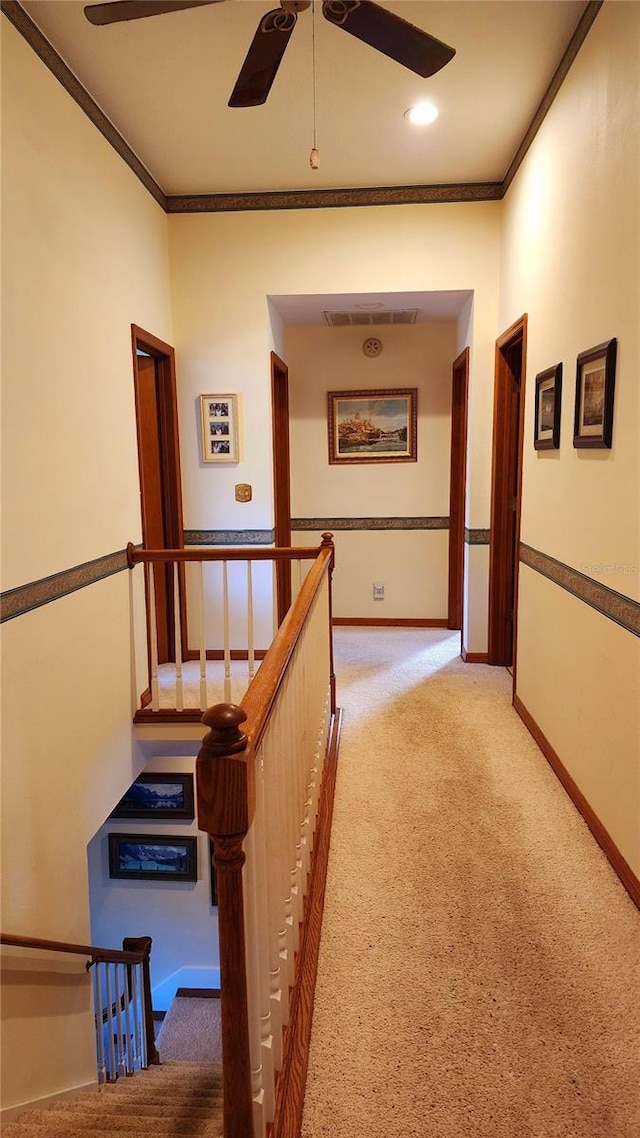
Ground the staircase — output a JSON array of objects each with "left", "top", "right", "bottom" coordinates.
[{"left": 3, "top": 1062, "right": 224, "bottom": 1137}]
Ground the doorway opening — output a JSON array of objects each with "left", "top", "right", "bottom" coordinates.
[
  {"left": 448, "top": 347, "right": 470, "bottom": 636},
  {"left": 271, "top": 351, "right": 292, "bottom": 626},
  {"left": 488, "top": 315, "right": 528, "bottom": 675},
  {"left": 131, "top": 326, "right": 185, "bottom": 665}
]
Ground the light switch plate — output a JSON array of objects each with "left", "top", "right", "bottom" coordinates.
[{"left": 235, "top": 483, "right": 252, "bottom": 502}]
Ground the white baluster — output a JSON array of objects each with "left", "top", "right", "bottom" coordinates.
[
  {"left": 198, "top": 561, "right": 208, "bottom": 710},
  {"left": 146, "top": 562, "right": 160, "bottom": 712},
  {"left": 223, "top": 561, "right": 231, "bottom": 702},
  {"left": 243, "top": 818, "right": 270, "bottom": 1135},
  {"left": 93, "top": 963, "right": 107, "bottom": 1084},
  {"left": 105, "top": 963, "right": 117, "bottom": 1080},
  {"left": 173, "top": 562, "right": 184, "bottom": 712},
  {"left": 247, "top": 560, "right": 255, "bottom": 685}
]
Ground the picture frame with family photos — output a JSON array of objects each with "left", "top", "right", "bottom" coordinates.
[{"left": 200, "top": 394, "right": 239, "bottom": 463}]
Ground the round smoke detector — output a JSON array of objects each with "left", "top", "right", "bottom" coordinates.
[{"left": 362, "top": 336, "right": 382, "bottom": 358}]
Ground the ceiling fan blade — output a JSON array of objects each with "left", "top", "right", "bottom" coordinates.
[
  {"left": 322, "top": 0, "right": 455, "bottom": 79},
  {"left": 228, "top": 8, "right": 297, "bottom": 108},
  {"left": 84, "top": 1, "right": 223, "bottom": 27}
]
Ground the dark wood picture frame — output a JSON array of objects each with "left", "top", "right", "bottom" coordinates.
[
  {"left": 573, "top": 338, "right": 617, "bottom": 449},
  {"left": 534, "top": 363, "right": 562, "bottom": 450},
  {"left": 108, "top": 834, "right": 197, "bottom": 882},
  {"left": 327, "top": 388, "right": 417, "bottom": 464},
  {"left": 110, "top": 773, "right": 195, "bottom": 820}
]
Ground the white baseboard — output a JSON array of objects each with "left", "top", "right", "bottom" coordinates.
[{"left": 1, "top": 1079, "right": 98, "bottom": 1125}]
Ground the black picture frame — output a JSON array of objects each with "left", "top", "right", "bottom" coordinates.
[
  {"left": 534, "top": 363, "right": 562, "bottom": 450},
  {"left": 110, "top": 773, "right": 195, "bottom": 820},
  {"left": 108, "top": 834, "right": 198, "bottom": 882},
  {"left": 573, "top": 338, "right": 617, "bottom": 449}
]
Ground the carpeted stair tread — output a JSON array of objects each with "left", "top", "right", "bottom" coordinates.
[
  {"left": 3, "top": 1061, "right": 223, "bottom": 1138},
  {"left": 52, "top": 1099, "right": 220, "bottom": 1119},
  {"left": 4, "top": 1125, "right": 223, "bottom": 1138}
]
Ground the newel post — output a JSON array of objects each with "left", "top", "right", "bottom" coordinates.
[
  {"left": 321, "top": 533, "right": 337, "bottom": 713},
  {"left": 196, "top": 703, "right": 255, "bottom": 1138},
  {"left": 122, "top": 935, "right": 159, "bottom": 1066}
]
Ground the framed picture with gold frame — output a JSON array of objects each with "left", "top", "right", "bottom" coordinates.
[
  {"left": 327, "top": 388, "right": 417, "bottom": 464},
  {"left": 200, "top": 394, "right": 239, "bottom": 463}
]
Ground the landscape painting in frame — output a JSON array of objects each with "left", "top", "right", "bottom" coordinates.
[
  {"left": 108, "top": 834, "right": 197, "bottom": 882},
  {"left": 573, "top": 338, "right": 617, "bottom": 449},
  {"left": 110, "top": 773, "right": 195, "bottom": 820},
  {"left": 328, "top": 388, "right": 417, "bottom": 464},
  {"left": 534, "top": 364, "right": 562, "bottom": 450}
]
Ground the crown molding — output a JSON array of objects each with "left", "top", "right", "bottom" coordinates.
[{"left": 2, "top": 0, "right": 603, "bottom": 213}]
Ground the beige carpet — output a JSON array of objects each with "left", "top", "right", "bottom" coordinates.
[
  {"left": 301, "top": 628, "right": 640, "bottom": 1138},
  {"left": 158, "top": 996, "right": 222, "bottom": 1063},
  {"left": 2, "top": 1062, "right": 223, "bottom": 1137}
]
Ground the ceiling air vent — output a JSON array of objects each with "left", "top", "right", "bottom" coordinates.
[{"left": 323, "top": 309, "right": 418, "bottom": 327}]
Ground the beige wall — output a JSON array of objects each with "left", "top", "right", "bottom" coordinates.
[
  {"left": 168, "top": 200, "right": 501, "bottom": 646},
  {"left": 501, "top": 2, "right": 640, "bottom": 876},
  {"left": 285, "top": 322, "right": 456, "bottom": 619},
  {"left": 1, "top": 23, "right": 174, "bottom": 1113}
]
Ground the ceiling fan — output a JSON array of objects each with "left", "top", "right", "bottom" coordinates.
[{"left": 83, "top": 1, "right": 456, "bottom": 108}]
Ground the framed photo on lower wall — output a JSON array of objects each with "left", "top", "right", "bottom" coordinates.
[
  {"left": 109, "top": 773, "right": 195, "bottom": 820},
  {"left": 108, "top": 834, "right": 198, "bottom": 882},
  {"left": 200, "top": 394, "right": 239, "bottom": 462}
]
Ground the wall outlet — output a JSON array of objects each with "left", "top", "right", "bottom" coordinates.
[{"left": 373, "top": 582, "right": 385, "bottom": 600}]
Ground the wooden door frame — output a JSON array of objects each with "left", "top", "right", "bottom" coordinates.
[
  {"left": 488, "top": 314, "right": 527, "bottom": 679},
  {"left": 271, "top": 351, "right": 292, "bottom": 625},
  {"left": 131, "top": 325, "right": 185, "bottom": 661},
  {"left": 447, "top": 347, "right": 470, "bottom": 633}
]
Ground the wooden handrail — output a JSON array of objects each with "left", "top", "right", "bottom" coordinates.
[
  {"left": 1, "top": 932, "right": 150, "bottom": 966},
  {"left": 2, "top": 932, "right": 159, "bottom": 1068},
  {"left": 126, "top": 542, "right": 323, "bottom": 567},
  {"left": 240, "top": 534, "right": 335, "bottom": 754},
  {"left": 196, "top": 534, "right": 335, "bottom": 1138}
]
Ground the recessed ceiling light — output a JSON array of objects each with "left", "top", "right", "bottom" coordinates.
[{"left": 405, "top": 101, "right": 439, "bottom": 126}]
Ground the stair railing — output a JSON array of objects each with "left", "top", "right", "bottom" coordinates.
[
  {"left": 196, "top": 534, "right": 339, "bottom": 1138},
  {"left": 127, "top": 541, "right": 327, "bottom": 718},
  {"left": 0, "top": 932, "right": 159, "bottom": 1082}
]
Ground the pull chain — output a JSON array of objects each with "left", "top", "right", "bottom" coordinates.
[{"left": 310, "top": 1, "right": 319, "bottom": 169}]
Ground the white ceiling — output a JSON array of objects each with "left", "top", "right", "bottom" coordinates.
[
  {"left": 19, "top": 0, "right": 588, "bottom": 196},
  {"left": 269, "top": 288, "right": 473, "bottom": 324}
]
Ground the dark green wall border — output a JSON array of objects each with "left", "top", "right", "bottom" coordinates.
[
  {"left": 3, "top": 535, "right": 637, "bottom": 636},
  {"left": 291, "top": 517, "right": 449, "bottom": 532},
  {"left": 520, "top": 544, "right": 640, "bottom": 638},
  {"left": 185, "top": 529, "right": 275, "bottom": 546},
  {"left": 1, "top": 549, "right": 131, "bottom": 624},
  {"left": 465, "top": 528, "right": 491, "bottom": 545}
]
